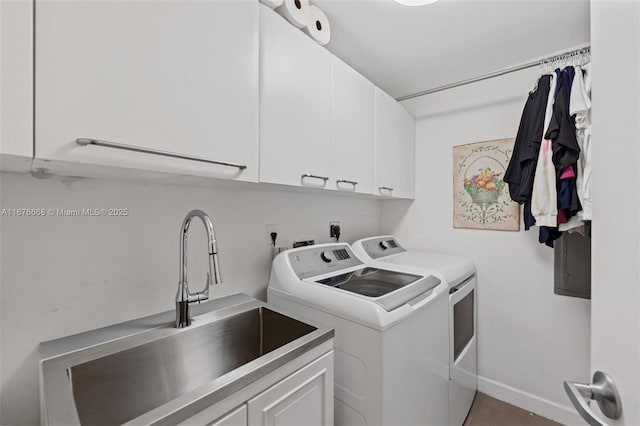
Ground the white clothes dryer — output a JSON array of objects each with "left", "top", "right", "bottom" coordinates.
[
  {"left": 268, "top": 243, "right": 450, "bottom": 426},
  {"left": 352, "top": 236, "right": 477, "bottom": 426}
]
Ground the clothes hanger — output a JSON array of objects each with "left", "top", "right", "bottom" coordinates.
[{"left": 534, "top": 57, "right": 555, "bottom": 93}]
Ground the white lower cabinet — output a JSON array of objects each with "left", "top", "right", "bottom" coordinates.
[
  {"left": 248, "top": 352, "right": 333, "bottom": 426},
  {"left": 179, "top": 349, "right": 333, "bottom": 426},
  {"left": 209, "top": 405, "right": 248, "bottom": 426}
]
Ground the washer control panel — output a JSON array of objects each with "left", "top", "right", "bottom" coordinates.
[
  {"left": 360, "top": 237, "right": 406, "bottom": 259},
  {"left": 288, "top": 245, "right": 363, "bottom": 279}
]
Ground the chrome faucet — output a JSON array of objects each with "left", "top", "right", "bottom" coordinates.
[{"left": 175, "top": 209, "right": 222, "bottom": 328}]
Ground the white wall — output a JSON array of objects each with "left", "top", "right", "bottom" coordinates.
[
  {"left": 382, "top": 68, "right": 591, "bottom": 424},
  {"left": 0, "top": 172, "right": 381, "bottom": 425}
]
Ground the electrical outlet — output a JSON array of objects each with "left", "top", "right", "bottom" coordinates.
[
  {"left": 266, "top": 224, "right": 278, "bottom": 246},
  {"left": 329, "top": 221, "right": 340, "bottom": 237},
  {"left": 329, "top": 221, "right": 341, "bottom": 241}
]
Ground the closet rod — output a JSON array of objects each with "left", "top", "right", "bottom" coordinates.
[{"left": 396, "top": 45, "right": 591, "bottom": 102}]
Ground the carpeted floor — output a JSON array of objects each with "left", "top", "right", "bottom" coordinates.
[{"left": 463, "top": 393, "right": 562, "bottom": 426}]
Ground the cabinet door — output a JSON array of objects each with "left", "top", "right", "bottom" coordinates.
[
  {"left": 35, "top": 0, "right": 258, "bottom": 182},
  {"left": 259, "top": 5, "right": 332, "bottom": 189},
  {"left": 331, "top": 57, "right": 374, "bottom": 194},
  {"left": 395, "top": 102, "right": 416, "bottom": 198},
  {"left": 177, "top": 403, "right": 247, "bottom": 426},
  {"left": 374, "top": 87, "right": 415, "bottom": 199},
  {"left": 0, "top": 0, "right": 33, "bottom": 168},
  {"left": 208, "top": 405, "right": 247, "bottom": 426},
  {"left": 248, "top": 351, "right": 333, "bottom": 426}
]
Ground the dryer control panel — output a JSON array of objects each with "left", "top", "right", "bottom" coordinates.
[
  {"left": 288, "top": 245, "right": 363, "bottom": 279},
  {"left": 360, "top": 237, "right": 407, "bottom": 259}
]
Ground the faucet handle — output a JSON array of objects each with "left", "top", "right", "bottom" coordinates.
[
  {"left": 196, "top": 273, "right": 212, "bottom": 301},
  {"left": 185, "top": 273, "right": 211, "bottom": 304}
]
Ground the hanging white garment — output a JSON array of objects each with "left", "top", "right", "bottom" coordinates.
[
  {"left": 569, "top": 63, "right": 592, "bottom": 220},
  {"left": 531, "top": 72, "right": 558, "bottom": 226}
]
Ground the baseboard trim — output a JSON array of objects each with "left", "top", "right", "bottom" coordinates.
[{"left": 477, "top": 375, "right": 584, "bottom": 425}]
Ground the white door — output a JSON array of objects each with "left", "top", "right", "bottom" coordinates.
[
  {"left": 564, "top": 2, "right": 640, "bottom": 425},
  {"left": 259, "top": 5, "right": 332, "bottom": 189},
  {"left": 373, "top": 87, "right": 415, "bottom": 199},
  {"left": 395, "top": 102, "right": 416, "bottom": 199},
  {"left": 0, "top": 0, "right": 33, "bottom": 162},
  {"left": 247, "top": 352, "right": 333, "bottom": 426},
  {"left": 330, "top": 56, "right": 374, "bottom": 194},
  {"left": 208, "top": 405, "right": 248, "bottom": 426},
  {"left": 36, "top": 0, "right": 259, "bottom": 182}
]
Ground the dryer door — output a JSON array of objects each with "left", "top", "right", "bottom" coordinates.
[
  {"left": 451, "top": 279, "right": 475, "bottom": 363},
  {"left": 449, "top": 275, "right": 477, "bottom": 426}
]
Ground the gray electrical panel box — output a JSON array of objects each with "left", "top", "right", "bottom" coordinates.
[{"left": 554, "top": 230, "right": 591, "bottom": 299}]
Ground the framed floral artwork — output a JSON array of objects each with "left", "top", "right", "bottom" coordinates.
[{"left": 452, "top": 138, "right": 520, "bottom": 231}]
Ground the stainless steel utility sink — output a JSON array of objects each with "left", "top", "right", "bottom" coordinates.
[
  {"left": 71, "top": 307, "right": 315, "bottom": 425},
  {"left": 40, "top": 294, "right": 333, "bottom": 426}
]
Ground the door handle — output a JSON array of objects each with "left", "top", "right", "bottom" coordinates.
[
  {"left": 301, "top": 173, "right": 329, "bottom": 183},
  {"left": 564, "top": 371, "right": 622, "bottom": 426},
  {"left": 336, "top": 179, "right": 358, "bottom": 188},
  {"left": 76, "top": 138, "right": 247, "bottom": 170}
]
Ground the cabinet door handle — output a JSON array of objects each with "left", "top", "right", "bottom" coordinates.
[
  {"left": 76, "top": 138, "right": 247, "bottom": 170},
  {"left": 336, "top": 179, "right": 358, "bottom": 187},
  {"left": 379, "top": 186, "right": 394, "bottom": 193},
  {"left": 301, "top": 173, "right": 329, "bottom": 182},
  {"left": 564, "top": 371, "right": 622, "bottom": 426}
]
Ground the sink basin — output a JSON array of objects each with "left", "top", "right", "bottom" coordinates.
[
  {"left": 39, "top": 294, "right": 333, "bottom": 426},
  {"left": 70, "top": 307, "right": 315, "bottom": 426}
]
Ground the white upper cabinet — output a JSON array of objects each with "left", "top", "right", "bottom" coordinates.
[
  {"left": 0, "top": 0, "right": 33, "bottom": 169},
  {"left": 395, "top": 102, "right": 416, "bottom": 199},
  {"left": 32, "top": 0, "right": 415, "bottom": 196},
  {"left": 374, "top": 87, "right": 415, "bottom": 199},
  {"left": 330, "top": 57, "right": 374, "bottom": 194},
  {"left": 259, "top": 5, "right": 332, "bottom": 189},
  {"left": 35, "top": 0, "right": 259, "bottom": 182}
]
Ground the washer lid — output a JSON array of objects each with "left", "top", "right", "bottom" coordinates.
[
  {"left": 316, "top": 267, "right": 441, "bottom": 312},
  {"left": 380, "top": 252, "right": 475, "bottom": 288},
  {"left": 353, "top": 236, "right": 476, "bottom": 288}
]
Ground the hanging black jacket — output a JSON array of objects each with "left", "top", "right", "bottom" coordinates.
[
  {"left": 547, "top": 66, "right": 582, "bottom": 218},
  {"left": 505, "top": 74, "right": 552, "bottom": 204},
  {"left": 546, "top": 66, "right": 580, "bottom": 169}
]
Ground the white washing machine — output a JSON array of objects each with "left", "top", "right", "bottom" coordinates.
[
  {"left": 352, "top": 236, "right": 477, "bottom": 426},
  {"left": 267, "top": 243, "right": 450, "bottom": 426}
]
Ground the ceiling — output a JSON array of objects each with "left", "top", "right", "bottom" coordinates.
[{"left": 312, "top": 0, "right": 591, "bottom": 100}]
